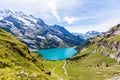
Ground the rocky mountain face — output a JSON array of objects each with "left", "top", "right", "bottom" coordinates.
[
  {"left": 0, "top": 10, "right": 83, "bottom": 49},
  {"left": 66, "top": 24, "right": 120, "bottom": 80},
  {"left": 85, "top": 31, "right": 101, "bottom": 39},
  {"left": 85, "top": 24, "right": 120, "bottom": 63},
  {"left": 72, "top": 31, "right": 101, "bottom": 40}
]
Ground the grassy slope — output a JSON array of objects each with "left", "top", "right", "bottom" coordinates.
[
  {"left": 0, "top": 29, "right": 53, "bottom": 80},
  {"left": 108, "top": 35, "right": 120, "bottom": 41},
  {"left": 66, "top": 46, "right": 120, "bottom": 80},
  {"left": 66, "top": 27, "right": 120, "bottom": 80},
  {"left": 38, "top": 28, "right": 120, "bottom": 80},
  {"left": 32, "top": 25, "right": 120, "bottom": 80},
  {"left": 1, "top": 24, "right": 120, "bottom": 80},
  {"left": 36, "top": 57, "right": 68, "bottom": 80}
]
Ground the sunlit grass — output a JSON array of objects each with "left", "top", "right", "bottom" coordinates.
[{"left": 0, "top": 29, "right": 53, "bottom": 80}]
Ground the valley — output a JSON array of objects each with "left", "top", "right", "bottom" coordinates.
[
  {"left": 36, "top": 24, "right": 120, "bottom": 80},
  {"left": 0, "top": 9, "right": 120, "bottom": 80}
]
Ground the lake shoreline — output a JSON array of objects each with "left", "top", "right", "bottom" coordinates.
[{"left": 32, "top": 48, "right": 78, "bottom": 61}]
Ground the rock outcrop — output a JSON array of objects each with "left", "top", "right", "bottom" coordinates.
[{"left": 86, "top": 24, "right": 120, "bottom": 63}]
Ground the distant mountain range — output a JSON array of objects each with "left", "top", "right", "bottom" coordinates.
[
  {"left": 0, "top": 10, "right": 84, "bottom": 49},
  {"left": 72, "top": 31, "right": 101, "bottom": 40}
]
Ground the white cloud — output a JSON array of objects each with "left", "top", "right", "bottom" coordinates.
[
  {"left": 0, "top": 0, "right": 120, "bottom": 33},
  {"left": 0, "top": 0, "right": 82, "bottom": 23},
  {"left": 46, "top": 0, "right": 81, "bottom": 22},
  {"left": 47, "top": 0, "right": 60, "bottom": 22},
  {"left": 64, "top": 16, "right": 78, "bottom": 24},
  {"left": 65, "top": 18, "right": 120, "bottom": 33}
]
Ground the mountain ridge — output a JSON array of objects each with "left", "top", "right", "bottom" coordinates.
[
  {"left": 72, "top": 30, "right": 101, "bottom": 40},
  {"left": 66, "top": 24, "right": 120, "bottom": 80},
  {"left": 0, "top": 9, "right": 84, "bottom": 49}
]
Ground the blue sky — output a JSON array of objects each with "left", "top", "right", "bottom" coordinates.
[{"left": 0, "top": 0, "right": 120, "bottom": 33}]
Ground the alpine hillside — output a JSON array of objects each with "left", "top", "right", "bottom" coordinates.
[
  {"left": 0, "top": 28, "right": 54, "bottom": 80},
  {"left": 66, "top": 24, "right": 120, "bottom": 80},
  {"left": 85, "top": 24, "right": 120, "bottom": 62}
]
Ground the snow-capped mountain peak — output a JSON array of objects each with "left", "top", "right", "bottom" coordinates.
[
  {"left": 0, "top": 9, "right": 83, "bottom": 49},
  {"left": 86, "top": 31, "right": 100, "bottom": 36},
  {"left": 0, "top": 9, "right": 37, "bottom": 26},
  {"left": 0, "top": 9, "right": 26, "bottom": 17},
  {"left": 72, "top": 31, "right": 101, "bottom": 40}
]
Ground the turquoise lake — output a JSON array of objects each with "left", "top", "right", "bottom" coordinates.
[{"left": 35, "top": 48, "right": 78, "bottom": 60}]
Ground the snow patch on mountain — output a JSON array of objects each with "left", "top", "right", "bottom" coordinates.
[
  {"left": 0, "top": 10, "right": 83, "bottom": 49},
  {"left": 37, "top": 36, "right": 45, "bottom": 40},
  {"left": 73, "top": 31, "right": 101, "bottom": 40}
]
